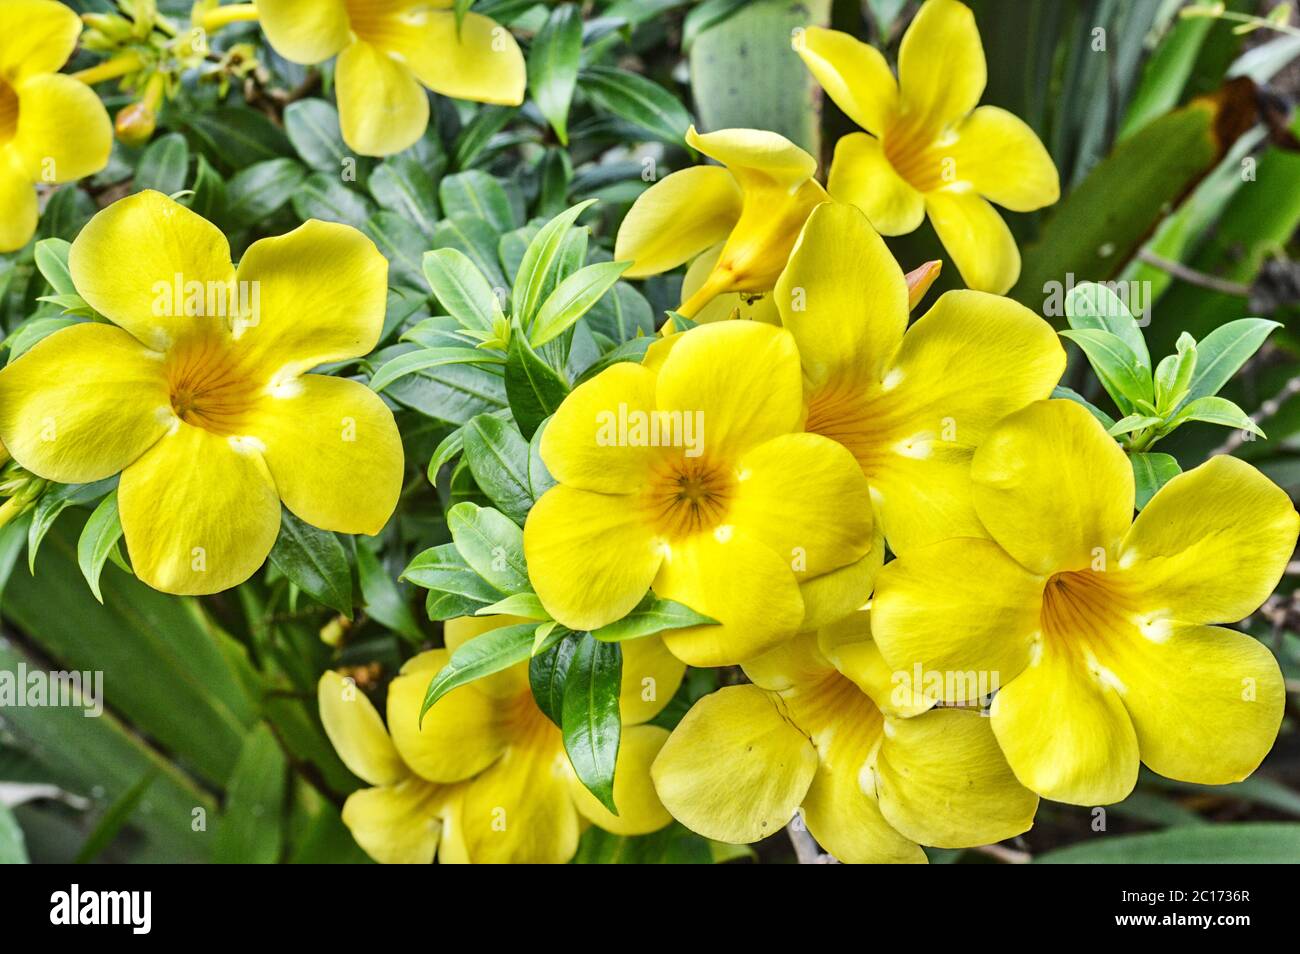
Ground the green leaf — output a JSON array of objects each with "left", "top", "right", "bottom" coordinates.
[
  {"left": 213, "top": 725, "right": 288, "bottom": 864},
  {"left": 529, "top": 3, "right": 583, "bottom": 145},
  {"left": 224, "top": 158, "right": 306, "bottom": 227},
  {"left": 1059, "top": 329, "right": 1153, "bottom": 414},
  {"left": 292, "top": 172, "right": 375, "bottom": 229},
  {"left": 476, "top": 591, "right": 549, "bottom": 620},
  {"left": 439, "top": 170, "right": 515, "bottom": 233},
  {"left": 1118, "top": 13, "right": 1215, "bottom": 140},
  {"left": 267, "top": 508, "right": 353, "bottom": 617},
  {"left": 579, "top": 65, "right": 692, "bottom": 145},
  {"left": 460, "top": 416, "right": 534, "bottom": 525},
  {"left": 423, "top": 247, "right": 499, "bottom": 331},
  {"left": 512, "top": 200, "right": 596, "bottom": 325},
  {"left": 1036, "top": 823, "right": 1300, "bottom": 864},
  {"left": 76, "top": 490, "right": 124, "bottom": 604},
  {"left": 453, "top": 104, "right": 517, "bottom": 170},
  {"left": 33, "top": 239, "right": 74, "bottom": 295},
  {"left": 592, "top": 593, "right": 718, "bottom": 643},
  {"left": 188, "top": 154, "right": 228, "bottom": 222},
  {"left": 1181, "top": 318, "right": 1279, "bottom": 405},
  {"left": 1107, "top": 414, "right": 1162, "bottom": 438},
  {"left": 562, "top": 633, "right": 622, "bottom": 814},
  {"left": 364, "top": 211, "right": 426, "bottom": 288},
  {"left": 74, "top": 770, "right": 156, "bottom": 864},
  {"left": 402, "top": 543, "right": 503, "bottom": 620},
  {"left": 1051, "top": 385, "right": 1117, "bottom": 429},
  {"left": 446, "top": 501, "right": 530, "bottom": 594},
  {"left": 420, "top": 622, "right": 539, "bottom": 719},
  {"left": 505, "top": 327, "right": 569, "bottom": 439},
  {"left": 356, "top": 541, "right": 423, "bottom": 643},
  {"left": 284, "top": 98, "right": 353, "bottom": 172},
  {"left": 0, "top": 803, "right": 27, "bottom": 864},
  {"left": 1153, "top": 333, "right": 1197, "bottom": 413},
  {"left": 135, "top": 131, "right": 190, "bottom": 195},
  {"left": 369, "top": 155, "right": 440, "bottom": 235},
  {"left": 1130, "top": 452, "right": 1181, "bottom": 510},
  {"left": 530, "top": 260, "right": 632, "bottom": 348},
  {"left": 183, "top": 105, "right": 293, "bottom": 171},
  {"left": 1064, "top": 282, "right": 1150, "bottom": 370},
  {"left": 369, "top": 346, "right": 502, "bottom": 394},
  {"left": 28, "top": 478, "right": 116, "bottom": 574},
  {"left": 1166, "top": 395, "right": 1262, "bottom": 437},
  {"left": 433, "top": 216, "right": 507, "bottom": 289},
  {"left": 529, "top": 631, "right": 579, "bottom": 726}
]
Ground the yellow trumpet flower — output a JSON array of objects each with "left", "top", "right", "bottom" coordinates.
[
  {"left": 651, "top": 612, "right": 1038, "bottom": 862},
  {"left": 319, "top": 616, "right": 685, "bottom": 864},
  {"left": 0, "top": 191, "right": 404, "bottom": 595},
  {"left": 524, "top": 320, "right": 877, "bottom": 667},
  {"left": 773, "top": 201, "right": 1064, "bottom": 558},
  {"left": 873, "top": 399, "right": 1297, "bottom": 806},
  {"left": 254, "top": 0, "right": 526, "bottom": 157},
  {"left": 797, "top": 0, "right": 1059, "bottom": 293},
  {"left": 0, "top": 0, "right": 112, "bottom": 252},
  {"left": 614, "top": 126, "right": 827, "bottom": 319}
]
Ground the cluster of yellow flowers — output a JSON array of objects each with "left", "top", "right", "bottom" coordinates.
[{"left": 0, "top": 0, "right": 1293, "bottom": 865}]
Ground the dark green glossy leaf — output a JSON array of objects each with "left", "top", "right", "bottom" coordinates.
[
  {"left": 267, "top": 508, "right": 352, "bottom": 616},
  {"left": 562, "top": 633, "right": 622, "bottom": 813}
]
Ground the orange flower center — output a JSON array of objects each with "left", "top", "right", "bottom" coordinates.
[
  {"left": 344, "top": 0, "right": 415, "bottom": 47},
  {"left": 165, "top": 338, "right": 260, "bottom": 435},
  {"left": 882, "top": 122, "right": 952, "bottom": 193},
  {"left": 0, "top": 79, "right": 18, "bottom": 146},
  {"left": 641, "top": 455, "right": 736, "bottom": 541},
  {"left": 1039, "top": 569, "right": 1136, "bottom": 660}
]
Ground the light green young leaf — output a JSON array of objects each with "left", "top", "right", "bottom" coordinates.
[
  {"left": 421, "top": 622, "right": 539, "bottom": 720},
  {"left": 446, "top": 501, "right": 530, "bottom": 594},
  {"left": 1181, "top": 318, "right": 1280, "bottom": 405},
  {"left": 77, "top": 490, "right": 125, "bottom": 604},
  {"left": 1166, "top": 395, "right": 1263, "bottom": 437},
  {"left": 369, "top": 346, "right": 503, "bottom": 394},
  {"left": 476, "top": 591, "right": 550, "bottom": 620},
  {"left": 529, "top": 260, "right": 632, "bottom": 349},
  {"left": 1108, "top": 414, "right": 1163, "bottom": 438},
  {"left": 1065, "top": 282, "right": 1151, "bottom": 370},
  {"left": 33, "top": 239, "right": 74, "bottom": 295},
  {"left": 592, "top": 593, "right": 718, "bottom": 643},
  {"left": 512, "top": 199, "right": 597, "bottom": 325},
  {"left": 1154, "top": 332, "right": 1197, "bottom": 413},
  {"left": 422, "top": 247, "right": 499, "bottom": 331},
  {"left": 1059, "top": 328, "right": 1153, "bottom": 414},
  {"left": 1130, "top": 452, "right": 1181, "bottom": 510}
]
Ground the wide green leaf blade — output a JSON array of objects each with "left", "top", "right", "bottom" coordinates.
[
  {"left": 562, "top": 633, "right": 623, "bottom": 813},
  {"left": 1036, "top": 823, "right": 1300, "bottom": 863},
  {"left": 529, "top": 3, "right": 583, "bottom": 145},
  {"left": 420, "top": 622, "right": 539, "bottom": 719},
  {"left": 268, "top": 508, "right": 353, "bottom": 617}
]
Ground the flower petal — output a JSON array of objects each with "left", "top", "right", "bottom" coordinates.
[
  {"left": 118, "top": 423, "right": 281, "bottom": 595},
  {"left": 524, "top": 485, "right": 663, "bottom": 631},
  {"left": 949, "top": 106, "right": 1058, "bottom": 211},
  {"left": 874, "top": 707, "right": 1038, "bottom": 847},
  {"left": 871, "top": 537, "right": 1041, "bottom": 697},
  {"left": 896, "top": 0, "right": 986, "bottom": 136},
  {"left": 972, "top": 399, "right": 1133, "bottom": 575},
  {"left": 731, "top": 432, "right": 874, "bottom": 579},
  {"left": 657, "top": 529, "right": 805, "bottom": 667},
  {"left": 796, "top": 27, "right": 898, "bottom": 136},
  {"left": 651, "top": 685, "right": 817, "bottom": 844},
  {"left": 335, "top": 40, "right": 429, "bottom": 157},
  {"left": 443, "top": 616, "right": 532, "bottom": 699},
  {"left": 0, "top": 148, "right": 36, "bottom": 253},
  {"left": 619, "top": 635, "right": 685, "bottom": 726},
  {"left": 460, "top": 728, "right": 580, "bottom": 864},
  {"left": 253, "top": 0, "right": 350, "bottom": 64},
  {"left": 387, "top": 650, "right": 508, "bottom": 784},
  {"left": 0, "top": 322, "right": 171, "bottom": 483},
  {"left": 317, "top": 670, "right": 407, "bottom": 786},
  {"left": 0, "top": 0, "right": 79, "bottom": 78},
  {"left": 389, "top": 11, "right": 526, "bottom": 108},
  {"left": 342, "top": 778, "right": 446, "bottom": 864},
  {"left": 991, "top": 642, "right": 1139, "bottom": 805},
  {"left": 797, "top": 537, "right": 884, "bottom": 632},
  {"left": 233, "top": 219, "right": 389, "bottom": 379},
  {"left": 570, "top": 724, "right": 672, "bottom": 836},
  {"left": 775, "top": 201, "right": 909, "bottom": 389},
  {"left": 245, "top": 374, "right": 403, "bottom": 536},
  {"left": 68, "top": 191, "right": 236, "bottom": 352},
  {"left": 924, "top": 189, "right": 1020, "bottom": 293},
  {"left": 1120, "top": 455, "right": 1299, "bottom": 624},
  {"left": 827, "top": 132, "right": 925, "bottom": 236},
  {"left": 614, "top": 166, "right": 743, "bottom": 278},
  {"left": 864, "top": 289, "right": 1065, "bottom": 553},
  {"left": 655, "top": 321, "right": 803, "bottom": 459},
  {"left": 13, "top": 74, "right": 111, "bottom": 183},
  {"left": 816, "top": 610, "right": 932, "bottom": 717},
  {"left": 805, "top": 761, "right": 925, "bottom": 864},
  {"left": 686, "top": 125, "right": 818, "bottom": 192},
  {"left": 539, "top": 361, "right": 661, "bottom": 494},
  {"left": 1104, "top": 623, "right": 1284, "bottom": 786}
]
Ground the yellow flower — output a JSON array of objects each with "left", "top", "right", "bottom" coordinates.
[
  {"left": 523, "top": 320, "right": 876, "bottom": 667},
  {"left": 0, "top": 191, "right": 404, "bottom": 595},
  {"left": 651, "top": 611, "right": 1038, "bottom": 862},
  {"left": 614, "top": 127, "right": 827, "bottom": 319},
  {"left": 254, "top": 0, "right": 526, "bottom": 157},
  {"left": 771, "top": 201, "right": 1063, "bottom": 558},
  {"left": 319, "top": 616, "right": 685, "bottom": 864},
  {"left": 872, "top": 399, "right": 1297, "bottom": 806},
  {"left": 796, "top": 0, "right": 1059, "bottom": 293},
  {"left": 0, "top": 0, "right": 112, "bottom": 252}
]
